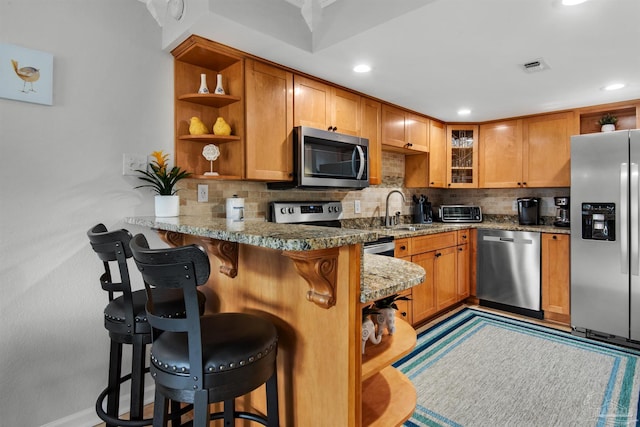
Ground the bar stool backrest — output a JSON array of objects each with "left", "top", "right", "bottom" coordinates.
[
  {"left": 87, "top": 223, "right": 138, "bottom": 334},
  {"left": 129, "top": 233, "right": 211, "bottom": 389}
]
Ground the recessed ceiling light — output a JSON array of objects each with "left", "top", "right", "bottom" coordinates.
[
  {"left": 457, "top": 109, "right": 471, "bottom": 116},
  {"left": 603, "top": 83, "right": 625, "bottom": 91},
  {"left": 562, "top": 0, "right": 588, "bottom": 5},
  {"left": 353, "top": 64, "right": 371, "bottom": 73}
]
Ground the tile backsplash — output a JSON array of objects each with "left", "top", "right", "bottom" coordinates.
[{"left": 179, "top": 151, "right": 569, "bottom": 221}]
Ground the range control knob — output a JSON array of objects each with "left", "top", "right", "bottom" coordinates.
[
  {"left": 280, "top": 207, "right": 287, "bottom": 215},
  {"left": 288, "top": 207, "right": 295, "bottom": 214}
]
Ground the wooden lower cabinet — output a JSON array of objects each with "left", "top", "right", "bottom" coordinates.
[
  {"left": 402, "top": 231, "right": 470, "bottom": 326},
  {"left": 457, "top": 240, "right": 470, "bottom": 300},
  {"left": 411, "top": 250, "right": 438, "bottom": 323},
  {"left": 542, "top": 233, "right": 571, "bottom": 324}
]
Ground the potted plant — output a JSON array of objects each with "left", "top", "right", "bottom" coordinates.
[
  {"left": 361, "top": 305, "right": 381, "bottom": 354},
  {"left": 135, "top": 150, "right": 191, "bottom": 217},
  {"left": 372, "top": 293, "right": 411, "bottom": 338},
  {"left": 598, "top": 113, "right": 618, "bottom": 132}
]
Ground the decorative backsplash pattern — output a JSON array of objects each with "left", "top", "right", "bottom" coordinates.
[{"left": 178, "top": 151, "right": 569, "bottom": 223}]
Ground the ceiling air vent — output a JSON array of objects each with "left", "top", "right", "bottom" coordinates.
[{"left": 520, "top": 58, "right": 551, "bottom": 73}]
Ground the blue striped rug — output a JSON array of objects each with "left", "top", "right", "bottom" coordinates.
[{"left": 393, "top": 308, "right": 640, "bottom": 427}]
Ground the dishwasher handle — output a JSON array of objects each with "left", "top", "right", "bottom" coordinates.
[{"left": 482, "top": 235, "right": 533, "bottom": 245}]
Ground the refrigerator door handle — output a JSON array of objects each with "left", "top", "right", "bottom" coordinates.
[
  {"left": 622, "top": 163, "right": 629, "bottom": 274},
  {"left": 631, "top": 162, "right": 639, "bottom": 276}
]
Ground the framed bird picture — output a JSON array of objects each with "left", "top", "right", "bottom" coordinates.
[{"left": 0, "top": 43, "right": 53, "bottom": 106}]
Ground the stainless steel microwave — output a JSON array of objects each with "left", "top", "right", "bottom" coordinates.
[{"left": 268, "top": 126, "right": 369, "bottom": 190}]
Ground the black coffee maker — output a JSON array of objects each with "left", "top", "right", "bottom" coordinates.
[
  {"left": 517, "top": 197, "right": 540, "bottom": 225},
  {"left": 412, "top": 195, "right": 433, "bottom": 224}
]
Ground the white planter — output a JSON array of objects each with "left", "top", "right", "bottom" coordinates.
[
  {"left": 601, "top": 124, "right": 616, "bottom": 132},
  {"left": 155, "top": 195, "right": 180, "bottom": 217}
]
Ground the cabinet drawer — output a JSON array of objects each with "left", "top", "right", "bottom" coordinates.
[
  {"left": 395, "top": 238, "right": 410, "bottom": 258},
  {"left": 411, "top": 232, "right": 457, "bottom": 255},
  {"left": 457, "top": 229, "right": 470, "bottom": 245}
]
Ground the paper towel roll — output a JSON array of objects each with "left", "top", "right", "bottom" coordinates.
[{"left": 226, "top": 196, "right": 244, "bottom": 221}]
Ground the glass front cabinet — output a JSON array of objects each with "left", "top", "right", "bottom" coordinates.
[{"left": 446, "top": 125, "right": 478, "bottom": 188}]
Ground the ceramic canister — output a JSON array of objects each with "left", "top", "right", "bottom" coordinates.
[{"left": 226, "top": 195, "right": 244, "bottom": 221}]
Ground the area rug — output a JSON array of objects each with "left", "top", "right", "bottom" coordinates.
[{"left": 393, "top": 308, "right": 640, "bottom": 427}]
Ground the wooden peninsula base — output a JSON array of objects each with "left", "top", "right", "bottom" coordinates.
[{"left": 158, "top": 232, "right": 417, "bottom": 427}]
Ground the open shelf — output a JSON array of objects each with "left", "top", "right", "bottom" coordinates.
[
  {"left": 362, "top": 366, "right": 417, "bottom": 427},
  {"left": 189, "top": 174, "right": 242, "bottom": 180},
  {"left": 362, "top": 318, "right": 416, "bottom": 381},
  {"left": 178, "top": 134, "right": 241, "bottom": 143},
  {"left": 178, "top": 93, "right": 241, "bottom": 108}
]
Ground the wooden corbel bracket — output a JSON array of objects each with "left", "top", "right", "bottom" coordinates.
[
  {"left": 283, "top": 248, "right": 339, "bottom": 309},
  {"left": 156, "top": 231, "right": 238, "bottom": 278}
]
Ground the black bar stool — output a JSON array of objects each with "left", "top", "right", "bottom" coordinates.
[
  {"left": 129, "top": 233, "right": 280, "bottom": 427},
  {"left": 88, "top": 224, "right": 205, "bottom": 426}
]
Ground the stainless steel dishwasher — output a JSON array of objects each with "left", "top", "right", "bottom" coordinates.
[{"left": 477, "top": 229, "right": 542, "bottom": 318}]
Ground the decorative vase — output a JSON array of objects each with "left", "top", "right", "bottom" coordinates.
[
  {"left": 214, "top": 74, "right": 225, "bottom": 95},
  {"left": 155, "top": 195, "right": 180, "bottom": 217},
  {"left": 197, "top": 74, "right": 209, "bottom": 94},
  {"left": 601, "top": 124, "right": 616, "bottom": 132}
]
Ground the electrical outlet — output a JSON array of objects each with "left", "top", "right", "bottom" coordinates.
[
  {"left": 197, "top": 184, "right": 208, "bottom": 203},
  {"left": 512, "top": 200, "right": 518, "bottom": 212},
  {"left": 122, "top": 153, "right": 148, "bottom": 176},
  {"left": 354, "top": 200, "right": 361, "bottom": 214}
]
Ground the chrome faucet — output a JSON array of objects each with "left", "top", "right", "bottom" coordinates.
[{"left": 385, "top": 190, "right": 406, "bottom": 227}]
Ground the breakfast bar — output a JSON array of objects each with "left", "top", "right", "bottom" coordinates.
[{"left": 125, "top": 216, "right": 425, "bottom": 427}]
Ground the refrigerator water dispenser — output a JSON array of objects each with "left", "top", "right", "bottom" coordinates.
[{"left": 581, "top": 203, "right": 615, "bottom": 241}]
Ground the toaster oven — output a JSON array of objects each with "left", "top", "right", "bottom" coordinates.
[{"left": 438, "top": 205, "right": 483, "bottom": 223}]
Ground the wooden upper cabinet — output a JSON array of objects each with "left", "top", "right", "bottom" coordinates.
[
  {"left": 245, "top": 59, "right": 293, "bottom": 181},
  {"left": 479, "top": 119, "right": 523, "bottom": 188},
  {"left": 293, "top": 75, "right": 360, "bottom": 135},
  {"left": 361, "top": 97, "right": 382, "bottom": 185},
  {"left": 523, "top": 112, "right": 573, "bottom": 187},
  {"left": 479, "top": 113, "right": 573, "bottom": 188},
  {"left": 446, "top": 125, "right": 478, "bottom": 188},
  {"left": 429, "top": 121, "right": 447, "bottom": 188},
  {"left": 406, "top": 113, "right": 429, "bottom": 152},
  {"left": 382, "top": 105, "right": 429, "bottom": 153}
]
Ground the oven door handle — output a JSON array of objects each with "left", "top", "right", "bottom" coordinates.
[{"left": 354, "top": 145, "right": 365, "bottom": 180}]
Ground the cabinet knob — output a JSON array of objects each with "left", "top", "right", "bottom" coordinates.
[
  {"left": 552, "top": 235, "right": 557, "bottom": 240},
  {"left": 523, "top": 182, "right": 527, "bottom": 186},
  {"left": 435, "top": 252, "right": 441, "bottom": 257},
  {"left": 430, "top": 182, "right": 434, "bottom": 185},
  {"left": 400, "top": 245, "right": 407, "bottom": 250},
  {"left": 327, "top": 126, "right": 337, "bottom": 132},
  {"left": 404, "top": 142, "right": 413, "bottom": 148},
  {"left": 401, "top": 311, "right": 407, "bottom": 317},
  {"left": 517, "top": 182, "right": 521, "bottom": 186}
]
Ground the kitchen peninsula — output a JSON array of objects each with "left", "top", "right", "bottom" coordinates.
[{"left": 125, "top": 215, "right": 425, "bottom": 427}]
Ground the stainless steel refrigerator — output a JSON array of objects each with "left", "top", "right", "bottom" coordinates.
[{"left": 571, "top": 129, "right": 640, "bottom": 348}]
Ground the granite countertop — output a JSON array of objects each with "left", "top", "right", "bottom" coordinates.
[
  {"left": 125, "top": 215, "right": 567, "bottom": 305},
  {"left": 124, "top": 216, "right": 378, "bottom": 251},
  {"left": 372, "top": 221, "right": 571, "bottom": 239},
  {"left": 361, "top": 253, "right": 425, "bottom": 303}
]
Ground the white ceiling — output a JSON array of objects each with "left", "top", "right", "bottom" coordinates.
[{"left": 177, "top": 0, "right": 640, "bottom": 122}]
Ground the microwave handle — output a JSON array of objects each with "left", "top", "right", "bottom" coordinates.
[{"left": 354, "top": 145, "right": 365, "bottom": 179}]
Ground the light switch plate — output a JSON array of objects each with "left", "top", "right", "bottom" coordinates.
[
  {"left": 198, "top": 184, "right": 208, "bottom": 203},
  {"left": 354, "top": 200, "right": 361, "bottom": 214},
  {"left": 123, "top": 153, "right": 147, "bottom": 176}
]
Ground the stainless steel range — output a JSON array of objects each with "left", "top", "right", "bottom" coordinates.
[{"left": 268, "top": 201, "right": 394, "bottom": 256}]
